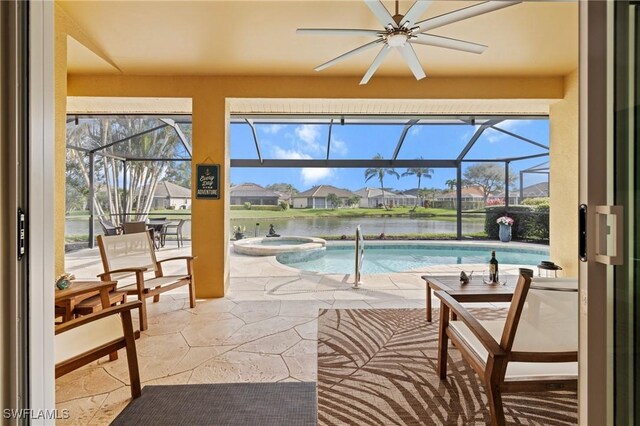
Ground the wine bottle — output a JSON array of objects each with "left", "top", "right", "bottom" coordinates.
[{"left": 489, "top": 251, "right": 499, "bottom": 283}]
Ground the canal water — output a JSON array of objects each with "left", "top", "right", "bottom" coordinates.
[
  {"left": 232, "top": 216, "right": 484, "bottom": 237},
  {"left": 66, "top": 215, "right": 484, "bottom": 240}
]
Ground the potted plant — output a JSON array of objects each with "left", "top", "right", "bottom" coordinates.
[
  {"left": 496, "top": 215, "right": 514, "bottom": 242},
  {"left": 233, "top": 225, "right": 246, "bottom": 240}
]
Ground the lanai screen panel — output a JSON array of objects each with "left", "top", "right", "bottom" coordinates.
[
  {"left": 229, "top": 115, "right": 550, "bottom": 165},
  {"left": 66, "top": 115, "right": 192, "bottom": 161},
  {"left": 399, "top": 123, "right": 475, "bottom": 160}
]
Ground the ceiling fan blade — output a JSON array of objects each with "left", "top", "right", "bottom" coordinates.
[
  {"left": 401, "top": 0, "right": 432, "bottom": 28},
  {"left": 297, "top": 28, "right": 382, "bottom": 37},
  {"left": 398, "top": 44, "right": 426, "bottom": 80},
  {"left": 414, "top": 1, "right": 521, "bottom": 33},
  {"left": 410, "top": 33, "right": 487, "bottom": 54},
  {"left": 360, "top": 46, "right": 391, "bottom": 85},
  {"left": 364, "top": 0, "right": 397, "bottom": 28},
  {"left": 315, "top": 39, "right": 383, "bottom": 72}
]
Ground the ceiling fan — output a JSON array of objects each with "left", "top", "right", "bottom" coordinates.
[{"left": 297, "top": 0, "right": 522, "bottom": 85}]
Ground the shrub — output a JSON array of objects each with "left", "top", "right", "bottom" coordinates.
[
  {"left": 243, "top": 202, "right": 251, "bottom": 210},
  {"left": 485, "top": 205, "right": 549, "bottom": 241},
  {"left": 279, "top": 200, "right": 289, "bottom": 211},
  {"left": 524, "top": 204, "right": 550, "bottom": 240},
  {"left": 521, "top": 197, "right": 550, "bottom": 207}
]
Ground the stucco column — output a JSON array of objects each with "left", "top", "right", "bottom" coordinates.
[
  {"left": 191, "top": 95, "right": 229, "bottom": 297},
  {"left": 549, "top": 69, "right": 579, "bottom": 276},
  {"left": 54, "top": 8, "right": 67, "bottom": 275}
]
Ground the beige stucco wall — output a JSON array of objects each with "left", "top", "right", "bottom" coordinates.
[
  {"left": 54, "top": 5, "right": 68, "bottom": 275},
  {"left": 55, "top": 4, "right": 122, "bottom": 275},
  {"left": 549, "top": 69, "right": 579, "bottom": 276}
]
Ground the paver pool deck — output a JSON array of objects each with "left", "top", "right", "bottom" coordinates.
[{"left": 57, "top": 240, "right": 542, "bottom": 425}]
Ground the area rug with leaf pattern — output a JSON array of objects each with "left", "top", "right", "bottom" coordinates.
[{"left": 317, "top": 308, "right": 577, "bottom": 425}]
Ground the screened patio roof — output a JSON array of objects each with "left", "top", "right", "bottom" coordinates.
[
  {"left": 66, "top": 114, "right": 549, "bottom": 167},
  {"left": 230, "top": 114, "right": 549, "bottom": 168}
]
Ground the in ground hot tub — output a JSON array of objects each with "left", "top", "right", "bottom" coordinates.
[{"left": 233, "top": 236, "right": 326, "bottom": 257}]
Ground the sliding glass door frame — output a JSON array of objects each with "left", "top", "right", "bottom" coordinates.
[{"left": 578, "top": 1, "right": 610, "bottom": 424}]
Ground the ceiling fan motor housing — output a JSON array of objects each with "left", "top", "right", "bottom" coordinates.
[{"left": 385, "top": 29, "right": 411, "bottom": 47}]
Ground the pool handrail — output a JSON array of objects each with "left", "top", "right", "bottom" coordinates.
[{"left": 353, "top": 225, "right": 364, "bottom": 288}]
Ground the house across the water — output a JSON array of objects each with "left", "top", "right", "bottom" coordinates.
[
  {"left": 292, "top": 185, "right": 356, "bottom": 209},
  {"left": 230, "top": 183, "right": 281, "bottom": 206}
]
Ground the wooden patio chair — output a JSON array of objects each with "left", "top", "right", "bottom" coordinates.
[
  {"left": 55, "top": 299, "right": 143, "bottom": 399},
  {"left": 123, "top": 221, "right": 147, "bottom": 234},
  {"left": 97, "top": 231, "right": 196, "bottom": 331},
  {"left": 99, "top": 219, "right": 122, "bottom": 236},
  {"left": 435, "top": 275, "right": 578, "bottom": 426}
]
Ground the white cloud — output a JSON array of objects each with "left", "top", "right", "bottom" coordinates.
[
  {"left": 261, "top": 124, "right": 284, "bottom": 134},
  {"left": 409, "top": 126, "right": 422, "bottom": 136},
  {"left": 486, "top": 129, "right": 504, "bottom": 143},
  {"left": 330, "top": 137, "right": 348, "bottom": 156},
  {"left": 301, "top": 168, "right": 333, "bottom": 185},
  {"left": 294, "top": 125, "right": 322, "bottom": 153},
  {"left": 460, "top": 125, "right": 480, "bottom": 143},
  {"left": 295, "top": 125, "right": 320, "bottom": 143},
  {"left": 271, "top": 145, "right": 333, "bottom": 186},
  {"left": 272, "top": 146, "right": 311, "bottom": 160},
  {"left": 487, "top": 120, "right": 533, "bottom": 143},
  {"left": 501, "top": 120, "right": 532, "bottom": 131}
]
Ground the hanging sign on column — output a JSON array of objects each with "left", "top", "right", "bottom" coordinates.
[{"left": 195, "top": 163, "right": 220, "bottom": 200}]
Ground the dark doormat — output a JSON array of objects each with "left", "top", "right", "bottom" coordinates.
[{"left": 111, "top": 382, "right": 317, "bottom": 426}]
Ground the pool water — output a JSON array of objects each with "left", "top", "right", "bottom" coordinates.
[{"left": 278, "top": 244, "right": 548, "bottom": 274}]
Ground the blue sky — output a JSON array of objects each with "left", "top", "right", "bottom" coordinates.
[{"left": 230, "top": 119, "right": 549, "bottom": 192}]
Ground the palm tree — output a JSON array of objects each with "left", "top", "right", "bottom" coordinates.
[
  {"left": 445, "top": 179, "right": 457, "bottom": 191},
  {"left": 402, "top": 160, "right": 433, "bottom": 211},
  {"left": 364, "top": 154, "right": 400, "bottom": 210}
]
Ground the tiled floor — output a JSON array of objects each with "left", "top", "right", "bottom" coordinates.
[{"left": 57, "top": 242, "right": 530, "bottom": 425}]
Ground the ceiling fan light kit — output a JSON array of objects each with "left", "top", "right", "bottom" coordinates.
[{"left": 297, "top": 0, "right": 522, "bottom": 85}]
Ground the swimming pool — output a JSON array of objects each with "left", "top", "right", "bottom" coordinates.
[{"left": 277, "top": 243, "right": 549, "bottom": 274}]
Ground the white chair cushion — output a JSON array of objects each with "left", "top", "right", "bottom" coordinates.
[
  {"left": 449, "top": 320, "right": 578, "bottom": 380},
  {"left": 55, "top": 315, "right": 123, "bottom": 364}
]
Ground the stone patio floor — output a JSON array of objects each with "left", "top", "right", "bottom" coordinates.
[{"left": 57, "top": 241, "right": 536, "bottom": 425}]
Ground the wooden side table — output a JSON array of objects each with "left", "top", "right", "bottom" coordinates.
[{"left": 54, "top": 280, "right": 118, "bottom": 323}]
